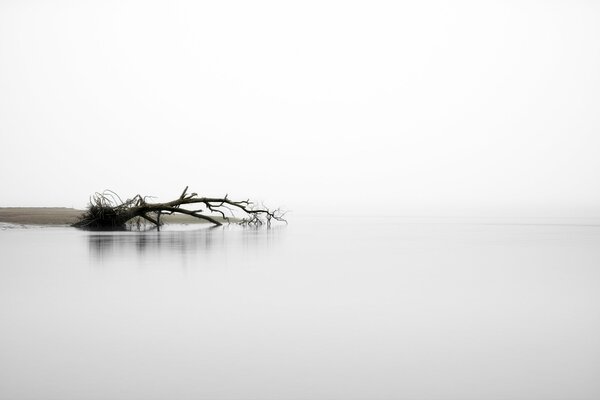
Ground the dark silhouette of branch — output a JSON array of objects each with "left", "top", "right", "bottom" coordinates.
[{"left": 73, "top": 186, "right": 286, "bottom": 230}]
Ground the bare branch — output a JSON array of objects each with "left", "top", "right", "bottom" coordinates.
[{"left": 73, "top": 187, "right": 286, "bottom": 230}]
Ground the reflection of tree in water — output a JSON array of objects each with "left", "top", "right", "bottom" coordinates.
[{"left": 88, "top": 225, "right": 284, "bottom": 261}]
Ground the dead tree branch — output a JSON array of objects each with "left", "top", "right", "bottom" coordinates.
[{"left": 72, "top": 186, "right": 286, "bottom": 230}]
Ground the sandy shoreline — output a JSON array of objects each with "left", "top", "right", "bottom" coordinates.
[
  {"left": 0, "top": 208, "right": 83, "bottom": 225},
  {"left": 0, "top": 207, "right": 220, "bottom": 226}
]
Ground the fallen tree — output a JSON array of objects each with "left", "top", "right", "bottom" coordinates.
[{"left": 72, "top": 186, "right": 286, "bottom": 230}]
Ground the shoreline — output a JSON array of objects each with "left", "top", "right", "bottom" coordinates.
[
  {"left": 0, "top": 207, "right": 83, "bottom": 225},
  {"left": 0, "top": 207, "right": 223, "bottom": 226}
]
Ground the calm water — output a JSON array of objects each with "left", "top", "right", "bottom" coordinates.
[{"left": 1, "top": 217, "right": 600, "bottom": 400}]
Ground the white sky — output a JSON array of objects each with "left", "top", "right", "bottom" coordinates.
[{"left": 1, "top": 0, "right": 599, "bottom": 216}]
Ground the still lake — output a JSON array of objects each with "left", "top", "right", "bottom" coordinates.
[{"left": 1, "top": 217, "right": 600, "bottom": 399}]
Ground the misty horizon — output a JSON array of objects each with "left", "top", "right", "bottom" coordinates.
[{"left": 1, "top": 0, "right": 599, "bottom": 216}]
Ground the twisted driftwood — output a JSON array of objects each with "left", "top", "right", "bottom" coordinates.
[{"left": 72, "top": 186, "right": 286, "bottom": 230}]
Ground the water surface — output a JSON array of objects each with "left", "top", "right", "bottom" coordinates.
[{"left": 1, "top": 217, "right": 599, "bottom": 399}]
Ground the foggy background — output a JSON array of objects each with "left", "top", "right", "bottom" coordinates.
[{"left": 1, "top": 0, "right": 599, "bottom": 216}]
